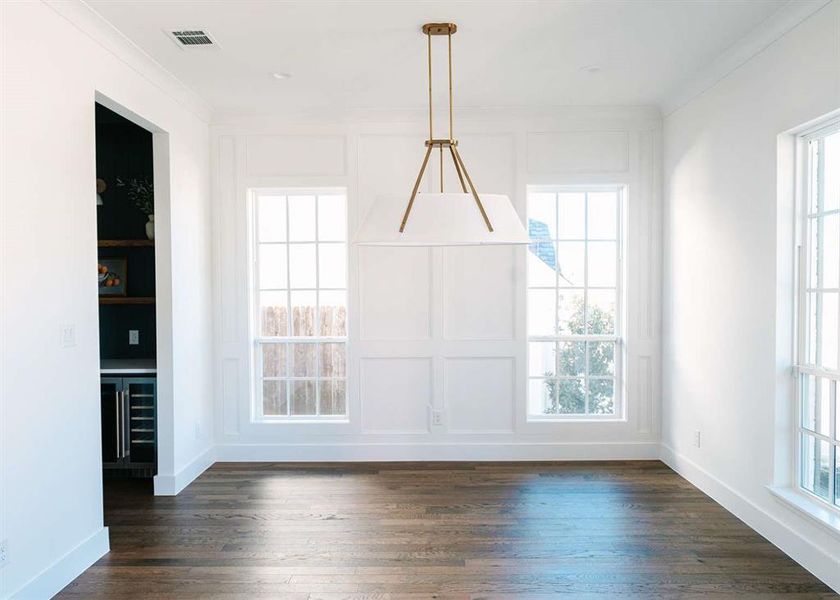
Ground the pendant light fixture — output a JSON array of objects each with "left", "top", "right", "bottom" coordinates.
[{"left": 354, "top": 23, "right": 530, "bottom": 246}]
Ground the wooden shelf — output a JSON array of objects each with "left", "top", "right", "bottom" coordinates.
[
  {"left": 99, "top": 296, "right": 155, "bottom": 305},
  {"left": 98, "top": 239, "right": 154, "bottom": 247}
]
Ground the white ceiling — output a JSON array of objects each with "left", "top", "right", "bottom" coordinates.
[{"left": 86, "top": 0, "right": 788, "bottom": 116}]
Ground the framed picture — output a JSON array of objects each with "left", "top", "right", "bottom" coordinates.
[{"left": 98, "top": 258, "right": 127, "bottom": 296}]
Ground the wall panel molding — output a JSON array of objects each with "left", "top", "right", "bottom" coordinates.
[
  {"left": 218, "top": 135, "right": 239, "bottom": 345},
  {"left": 636, "top": 355, "right": 654, "bottom": 435},
  {"left": 212, "top": 112, "right": 662, "bottom": 450},
  {"left": 360, "top": 357, "right": 433, "bottom": 434},
  {"left": 526, "top": 131, "right": 630, "bottom": 174},
  {"left": 358, "top": 246, "right": 433, "bottom": 341},
  {"left": 245, "top": 134, "right": 346, "bottom": 177},
  {"left": 221, "top": 358, "right": 240, "bottom": 435},
  {"left": 444, "top": 357, "right": 516, "bottom": 434},
  {"left": 442, "top": 245, "right": 517, "bottom": 341}
]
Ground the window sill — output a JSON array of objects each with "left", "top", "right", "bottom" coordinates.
[
  {"left": 767, "top": 485, "right": 840, "bottom": 539},
  {"left": 252, "top": 418, "right": 351, "bottom": 425},
  {"left": 526, "top": 416, "right": 627, "bottom": 424}
]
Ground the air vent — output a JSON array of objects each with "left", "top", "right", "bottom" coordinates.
[{"left": 166, "top": 29, "right": 218, "bottom": 49}]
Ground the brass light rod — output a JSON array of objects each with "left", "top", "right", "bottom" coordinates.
[{"left": 398, "top": 22, "right": 494, "bottom": 234}]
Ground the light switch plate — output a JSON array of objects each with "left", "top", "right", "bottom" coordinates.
[{"left": 59, "top": 323, "right": 75, "bottom": 348}]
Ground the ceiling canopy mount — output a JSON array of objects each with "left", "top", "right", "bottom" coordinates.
[{"left": 421, "top": 22, "right": 457, "bottom": 36}]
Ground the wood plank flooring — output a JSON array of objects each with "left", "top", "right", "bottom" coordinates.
[{"left": 57, "top": 461, "right": 835, "bottom": 599}]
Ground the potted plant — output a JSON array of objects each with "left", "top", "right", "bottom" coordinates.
[{"left": 116, "top": 177, "right": 155, "bottom": 240}]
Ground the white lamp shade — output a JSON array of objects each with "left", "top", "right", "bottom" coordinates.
[{"left": 354, "top": 193, "right": 530, "bottom": 246}]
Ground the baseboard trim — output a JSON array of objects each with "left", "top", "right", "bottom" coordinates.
[
  {"left": 215, "top": 441, "right": 660, "bottom": 462},
  {"left": 10, "top": 526, "right": 109, "bottom": 600},
  {"left": 153, "top": 445, "right": 215, "bottom": 496},
  {"left": 660, "top": 443, "right": 840, "bottom": 593}
]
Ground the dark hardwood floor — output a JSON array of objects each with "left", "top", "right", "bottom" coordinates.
[{"left": 58, "top": 462, "right": 835, "bottom": 599}]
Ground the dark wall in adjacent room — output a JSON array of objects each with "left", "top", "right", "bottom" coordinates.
[
  {"left": 96, "top": 104, "right": 153, "bottom": 239},
  {"left": 96, "top": 103, "right": 156, "bottom": 360}
]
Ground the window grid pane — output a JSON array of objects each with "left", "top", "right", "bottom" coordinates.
[
  {"left": 527, "top": 188, "right": 621, "bottom": 418},
  {"left": 254, "top": 191, "right": 348, "bottom": 420},
  {"left": 797, "top": 129, "right": 840, "bottom": 511}
]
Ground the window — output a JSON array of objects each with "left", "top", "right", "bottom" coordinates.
[
  {"left": 796, "top": 126, "right": 840, "bottom": 507},
  {"left": 526, "top": 186, "right": 623, "bottom": 419},
  {"left": 251, "top": 189, "right": 348, "bottom": 420}
]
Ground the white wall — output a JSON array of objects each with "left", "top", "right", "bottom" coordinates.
[
  {"left": 662, "top": 0, "right": 840, "bottom": 590},
  {"left": 212, "top": 107, "right": 662, "bottom": 460},
  {"left": 0, "top": 1, "right": 214, "bottom": 597},
  {"left": 4, "top": 0, "right": 835, "bottom": 595}
]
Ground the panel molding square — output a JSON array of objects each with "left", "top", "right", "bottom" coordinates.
[
  {"left": 526, "top": 131, "right": 629, "bottom": 174},
  {"left": 361, "top": 357, "right": 432, "bottom": 433},
  {"left": 444, "top": 357, "right": 515, "bottom": 433},
  {"left": 443, "top": 245, "right": 516, "bottom": 340},
  {"left": 357, "top": 135, "right": 425, "bottom": 221},
  {"left": 245, "top": 135, "right": 346, "bottom": 177},
  {"left": 359, "top": 246, "right": 432, "bottom": 340}
]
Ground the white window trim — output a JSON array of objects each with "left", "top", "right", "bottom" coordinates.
[
  {"left": 791, "top": 119, "right": 840, "bottom": 516},
  {"left": 525, "top": 184, "right": 626, "bottom": 422},
  {"left": 248, "top": 187, "right": 349, "bottom": 423}
]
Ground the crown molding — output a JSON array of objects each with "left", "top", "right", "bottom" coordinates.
[
  {"left": 660, "top": 0, "right": 833, "bottom": 117},
  {"left": 44, "top": 0, "right": 213, "bottom": 123}
]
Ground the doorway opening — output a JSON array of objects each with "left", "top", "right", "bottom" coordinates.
[{"left": 94, "top": 97, "right": 172, "bottom": 499}]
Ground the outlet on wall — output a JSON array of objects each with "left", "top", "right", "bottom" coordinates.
[
  {"left": 0, "top": 538, "right": 8, "bottom": 568},
  {"left": 129, "top": 330, "right": 139, "bottom": 345},
  {"left": 693, "top": 430, "right": 701, "bottom": 448},
  {"left": 432, "top": 410, "right": 444, "bottom": 426}
]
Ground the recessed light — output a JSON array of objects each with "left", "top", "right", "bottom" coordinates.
[{"left": 272, "top": 72, "right": 291, "bottom": 80}]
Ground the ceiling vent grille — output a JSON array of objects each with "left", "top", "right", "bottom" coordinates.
[{"left": 167, "top": 29, "right": 217, "bottom": 49}]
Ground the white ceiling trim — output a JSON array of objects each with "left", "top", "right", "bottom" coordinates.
[
  {"left": 45, "top": 0, "right": 213, "bottom": 122},
  {"left": 660, "top": 0, "right": 832, "bottom": 117}
]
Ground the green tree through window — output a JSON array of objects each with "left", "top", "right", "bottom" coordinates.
[{"left": 543, "top": 296, "right": 615, "bottom": 414}]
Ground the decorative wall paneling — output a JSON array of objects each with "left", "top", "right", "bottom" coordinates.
[{"left": 211, "top": 110, "right": 662, "bottom": 458}]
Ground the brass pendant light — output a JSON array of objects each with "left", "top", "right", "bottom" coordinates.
[{"left": 354, "top": 22, "right": 530, "bottom": 246}]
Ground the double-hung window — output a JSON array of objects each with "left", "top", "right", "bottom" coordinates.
[
  {"left": 251, "top": 189, "right": 348, "bottom": 420},
  {"left": 796, "top": 125, "right": 840, "bottom": 507},
  {"left": 526, "top": 186, "right": 623, "bottom": 419}
]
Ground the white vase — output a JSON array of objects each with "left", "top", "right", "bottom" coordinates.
[{"left": 146, "top": 214, "right": 155, "bottom": 240}]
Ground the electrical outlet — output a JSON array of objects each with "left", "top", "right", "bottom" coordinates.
[
  {"left": 129, "top": 330, "right": 140, "bottom": 345},
  {"left": 432, "top": 410, "right": 444, "bottom": 426},
  {"left": 693, "top": 430, "right": 701, "bottom": 448},
  {"left": 59, "top": 323, "right": 75, "bottom": 348},
  {"left": 0, "top": 538, "right": 8, "bottom": 568}
]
